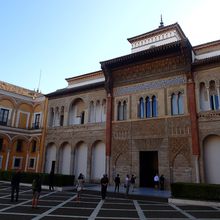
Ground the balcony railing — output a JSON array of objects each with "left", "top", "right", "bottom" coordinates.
[{"left": 31, "top": 123, "right": 40, "bottom": 129}]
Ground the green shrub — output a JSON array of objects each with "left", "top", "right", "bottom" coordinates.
[
  {"left": 0, "top": 171, "right": 74, "bottom": 187},
  {"left": 171, "top": 182, "right": 220, "bottom": 201}
]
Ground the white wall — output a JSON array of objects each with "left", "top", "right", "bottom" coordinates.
[
  {"left": 204, "top": 135, "right": 220, "bottom": 184},
  {"left": 45, "top": 144, "right": 56, "bottom": 173},
  {"left": 74, "top": 142, "right": 88, "bottom": 178},
  {"left": 59, "top": 144, "right": 71, "bottom": 175},
  {"left": 91, "top": 141, "right": 106, "bottom": 180}
]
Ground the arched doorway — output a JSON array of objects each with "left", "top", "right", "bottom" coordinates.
[
  {"left": 45, "top": 143, "right": 56, "bottom": 173},
  {"left": 91, "top": 141, "right": 106, "bottom": 180},
  {"left": 74, "top": 142, "right": 88, "bottom": 178},
  {"left": 59, "top": 143, "right": 71, "bottom": 175},
  {"left": 204, "top": 135, "right": 220, "bottom": 184},
  {"left": 172, "top": 154, "right": 191, "bottom": 183}
]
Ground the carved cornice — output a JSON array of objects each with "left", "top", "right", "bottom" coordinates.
[{"left": 198, "top": 110, "right": 220, "bottom": 121}]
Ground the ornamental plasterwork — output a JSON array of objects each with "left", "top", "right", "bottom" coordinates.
[
  {"left": 198, "top": 110, "right": 220, "bottom": 121},
  {"left": 168, "top": 89, "right": 185, "bottom": 96},
  {"left": 112, "top": 139, "right": 129, "bottom": 166},
  {"left": 137, "top": 93, "right": 158, "bottom": 100},
  {"left": 114, "top": 75, "right": 186, "bottom": 96},
  {"left": 168, "top": 137, "right": 191, "bottom": 166},
  {"left": 115, "top": 97, "right": 129, "bottom": 104},
  {"left": 113, "top": 129, "right": 129, "bottom": 140}
]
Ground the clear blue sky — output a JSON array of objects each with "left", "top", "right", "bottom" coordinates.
[{"left": 0, "top": 0, "right": 219, "bottom": 94}]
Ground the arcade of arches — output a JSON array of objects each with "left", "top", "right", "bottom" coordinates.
[{"left": 45, "top": 141, "right": 106, "bottom": 181}]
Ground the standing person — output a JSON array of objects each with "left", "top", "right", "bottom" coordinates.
[
  {"left": 32, "top": 174, "right": 42, "bottom": 208},
  {"left": 154, "top": 173, "right": 159, "bottom": 190},
  {"left": 76, "top": 173, "right": 85, "bottom": 201},
  {"left": 124, "top": 174, "right": 130, "bottom": 197},
  {"left": 100, "top": 174, "right": 109, "bottom": 200},
  {"left": 49, "top": 171, "right": 54, "bottom": 191},
  {"left": 11, "top": 170, "right": 21, "bottom": 202},
  {"left": 159, "top": 174, "right": 165, "bottom": 190},
  {"left": 114, "top": 174, "right": 120, "bottom": 193},
  {"left": 130, "top": 174, "right": 136, "bottom": 192}
]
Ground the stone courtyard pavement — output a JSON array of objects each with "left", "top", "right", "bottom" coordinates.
[{"left": 1, "top": 182, "right": 220, "bottom": 219}]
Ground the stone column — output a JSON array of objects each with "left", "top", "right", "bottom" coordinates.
[
  {"left": 5, "top": 148, "right": 11, "bottom": 171},
  {"left": 105, "top": 93, "right": 112, "bottom": 178},
  {"left": 25, "top": 150, "right": 29, "bottom": 172},
  {"left": 206, "top": 86, "right": 211, "bottom": 110},
  {"left": 194, "top": 155, "right": 200, "bottom": 183},
  {"left": 36, "top": 150, "right": 40, "bottom": 173}
]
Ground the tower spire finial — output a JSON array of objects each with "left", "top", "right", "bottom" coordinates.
[{"left": 159, "top": 14, "right": 164, "bottom": 28}]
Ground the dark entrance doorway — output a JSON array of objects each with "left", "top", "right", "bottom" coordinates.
[{"left": 139, "top": 151, "right": 158, "bottom": 187}]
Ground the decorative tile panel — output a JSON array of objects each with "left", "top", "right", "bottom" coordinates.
[{"left": 114, "top": 75, "right": 186, "bottom": 96}]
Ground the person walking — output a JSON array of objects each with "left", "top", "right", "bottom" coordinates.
[
  {"left": 100, "top": 174, "right": 109, "bottom": 200},
  {"left": 76, "top": 173, "right": 85, "bottom": 201},
  {"left": 32, "top": 174, "right": 42, "bottom": 208},
  {"left": 114, "top": 174, "right": 120, "bottom": 193},
  {"left": 124, "top": 174, "right": 130, "bottom": 197},
  {"left": 49, "top": 171, "right": 54, "bottom": 191},
  {"left": 154, "top": 173, "right": 159, "bottom": 190},
  {"left": 130, "top": 174, "right": 136, "bottom": 192},
  {"left": 159, "top": 174, "right": 165, "bottom": 190},
  {"left": 11, "top": 170, "right": 21, "bottom": 202}
]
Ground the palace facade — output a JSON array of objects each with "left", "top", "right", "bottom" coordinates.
[
  {"left": 0, "top": 81, "right": 47, "bottom": 172},
  {"left": 1, "top": 21, "right": 220, "bottom": 189},
  {"left": 45, "top": 22, "right": 220, "bottom": 188}
]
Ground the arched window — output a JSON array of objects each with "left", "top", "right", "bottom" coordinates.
[
  {"left": 101, "top": 99, "right": 106, "bottom": 122},
  {"left": 123, "top": 100, "right": 127, "bottom": 120},
  {"left": 68, "top": 98, "right": 85, "bottom": 125},
  {"left": 152, "top": 95, "right": 157, "bottom": 117},
  {"left": 60, "top": 106, "right": 64, "bottom": 126},
  {"left": 145, "top": 97, "right": 151, "bottom": 118},
  {"left": 209, "top": 81, "right": 219, "bottom": 110},
  {"left": 171, "top": 93, "right": 178, "bottom": 115},
  {"left": 54, "top": 107, "right": 59, "bottom": 126},
  {"left": 89, "top": 101, "right": 95, "bottom": 123},
  {"left": 95, "top": 100, "right": 102, "bottom": 122},
  {"left": 117, "top": 102, "right": 122, "bottom": 121},
  {"left": 80, "top": 111, "right": 85, "bottom": 124},
  {"left": 199, "top": 82, "right": 208, "bottom": 111},
  {"left": 139, "top": 98, "right": 144, "bottom": 118},
  {"left": 117, "top": 101, "right": 127, "bottom": 121},
  {"left": 177, "top": 92, "right": 184, "bottom": 114},
  {"left": 49, "top": 108, "right": 54, "bottom": 127}
]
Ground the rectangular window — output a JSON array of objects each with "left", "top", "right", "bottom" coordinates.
[
  {"left": 34, "top": 113, "right": 40, "bottom": 129},
  {"left": 32, "top": 141, "right": 37, "bottom": 152},
  {"left": 13, "top": 157, "right": 22, "bottom": 168},
  {"left": 0, "top": 156, "right": 2, "bottom": 169},
  {"left": 29, "top": 158, "right": 35, "bottom": 169},
  {"left": 0, "top": 138, "right": 3, "bottom": 151},
  {"left": 16, "top": 140, "right": 23, "bottom": 152},
  {"left": 60, "top": 115, "right": 64, "bottom": 126},
  {"left": 0, "top": 108, "right": 9, "bottom": 126}
]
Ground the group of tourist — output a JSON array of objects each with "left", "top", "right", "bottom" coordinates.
[
  {"left": 10, "top": 170, "right": 166, "bottom": 206},
  {"left": 10, "top": 170, "right": 51, "bottom": 208},
  {"left": 113, "top": 174, "right": 136, "bottom": 196}
]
